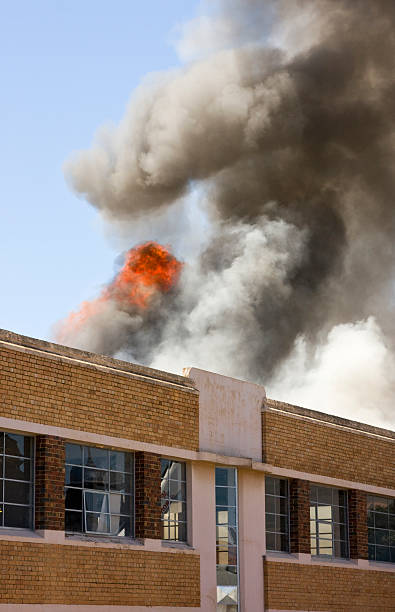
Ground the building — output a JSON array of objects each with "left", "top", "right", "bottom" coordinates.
[{"left": 0, "top": 327, "right": 394, "bottom": 611}]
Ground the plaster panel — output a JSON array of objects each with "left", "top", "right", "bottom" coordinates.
[{"left": 185, "top": 368, "right": 265, "bottom": 461}]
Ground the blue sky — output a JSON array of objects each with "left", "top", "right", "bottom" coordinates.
[{"left": 0, "top": 0, "right": 198, "bottom": 341}]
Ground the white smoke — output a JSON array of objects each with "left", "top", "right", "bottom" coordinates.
[{"left": 269, "top": 318, "right": 395, "bottom": 428}]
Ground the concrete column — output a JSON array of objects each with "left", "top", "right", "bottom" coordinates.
[
  {"left": 190, "top": 461, "right": 217, "bottom": 612},
  {"left": 238, "top": 468, "right": 266, "bottom": 612}
]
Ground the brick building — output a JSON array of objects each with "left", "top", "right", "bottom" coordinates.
[{"left": 0, "top": 328, "right": 394, "bottom": 611}]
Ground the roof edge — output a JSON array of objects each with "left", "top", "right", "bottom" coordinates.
[
  {"left": 0, "top": 328, "right": 195, "bottom": 389},
  {"left": 265, "top": 398, "right": 395, "bottom": 440}
]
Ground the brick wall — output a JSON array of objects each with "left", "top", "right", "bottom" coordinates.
[
  {"left": 289, "top": 479, "right": 310, "bottom": 554},
  {"left": 135, "top": 451, "right": 162, "bottom": 539},
  {"left": 263, "top": 408, "right": 395, "bottom": 488},
  {"left": 264, "top": 560, "right": 395, "bottom": 611},
  {"left": 35, "top": 435, "right": 65, "bottom": 531},
  {"left": 0, "top": 341, "right": 199, "bottom": 451},
  {"left": 349, "top": 489, "right": 369, "bottom": 560},
  {"left": 0, "top": 540, "right": 200, "bottom": 606}
]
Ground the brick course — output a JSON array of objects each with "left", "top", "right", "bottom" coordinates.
[
  {"left": 35, "top": 435, "right": 65, "bottom": 531},
  {"left": 289, "top": 479, "right": 310, "bottom": 554},
  {"left": 0, "top": 342, "right": 199, "bottom": 451},
  {"left": 0, "top": 540, "right": 200, "bottom": 606},
  {"left": 135, "top": 451, "right": 162, "bottom": 539},
  {"left": 263, "top": 408, "right": 395, "bottom": 488},
  {"left": 264, "top": 560, "right": 395, "bottom": 611}
]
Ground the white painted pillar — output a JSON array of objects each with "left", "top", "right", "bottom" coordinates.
[
  {"left": 191, "top": 461, "right": 217, "bottom": 612},
  {"left": 238, "top": 468, "right": 266, "bottom": 612}
]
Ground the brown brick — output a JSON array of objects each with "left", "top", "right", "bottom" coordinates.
[
  {"left": 135, "top": 451, "right": 162, "bottom": 539},
  {"left": 289, "top": 479, "right": 310, "bottom": 554},
  {"left": 35, "top": 435, "right": 65, "bottom": 531}
]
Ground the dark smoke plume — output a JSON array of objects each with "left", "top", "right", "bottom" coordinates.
[{"left": 61, "top": 0, "right": 395, "bottom": 427}]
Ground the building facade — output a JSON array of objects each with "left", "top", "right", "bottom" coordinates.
[{"left": 0, "top": 328, "right": 394, "bottom": 611}]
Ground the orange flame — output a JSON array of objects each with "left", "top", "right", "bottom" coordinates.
[{"left": 56, "top": 242, "right": 182, "bottom": 343}]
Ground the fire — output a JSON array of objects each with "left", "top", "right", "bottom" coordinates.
[{"left": 56, "top": 242, "right": 182, "bottom": 343}]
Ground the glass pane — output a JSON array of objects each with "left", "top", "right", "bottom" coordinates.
[
  {"left": 278, "top": 479, "right": 288, "bottom": 497},
  {"left": 84, "top": 447, "right": 108, "bottom": 470},
  {"left": 317, "top": 487, "right": 332, "bottom": 505},
  {"left": 216, "top": 546, "right": 237, "bottom": 565},
  {"left": 169, "top": 500, "right": 186, "bottom": 522},
  {"left": 310, "top": 506, "right": 316, "bottom": 520},
  {"left": 4, "top": 481, "right": 30, "bottom": 505},
  {"left": 110, "top": 472, "right": 131, "bottom": 493},
  {"left": 4, "top": 504, "right": 31, "bottom": 528},
  {"left": 374, "top": 497, "right": 388, "bottom": 513},
  {"left": 310, "top": 485, "right": 318, "bottom": 502},
  {"left": 85, "top": 512, "right": 110, "bottom": 533},
  {"left": 167, "top": 521, "right": 186, "bottom": 541},
  {"left": 334, "top": 540, "right": 348, "bottom": 558},
  {"left": 367, "top": 496, "right": 375, "bottom": 512},
  {"left": 161, "top": 477, "right": 169, "bottom": 498},
  {"left": 389, "top": 516, "right": 395, "bottom": 530},
  {"left": 265, "top": 513, "right": 276, "bottom": 532},
  {"left": 389, "top": 499, "right": 395, "bottom": 514},
  {"left": 215, "top": 467, "right": 236, "bottom": 487},
  {"left": 368, "top": 528, "right": 375, "bottom": 544},
  {"left": 110, "top": 451, "right": 132, "bottom": 473},
  {"left": 367, "top": 511, "right": 374, "bottom": 527},
  {"left": 265, "top": 477, "right": 275, "bottom": 495},
  {"left": 168, "top": 461, "right": 185, "bottom": 481},
  {"left": 65, "top": 488, "right": 82, "bottom": 510},
  {"left": 375, "top": 530, "right": 389, "bottom": 546},
  {"left": 332, "top": 506, "right": 346, "bottom": 524},
  {"left": 279, "top": 533, "right": 289, "bottom": 552},
  {"left": 376, "top": 546, "right": 390, "bottom": 562},
  {"left": 368, "top": 544, "right": 375, "bottom": 560},
  {"left": 216, "top": 525, "right": 237, "bottom": 545},
  {"left": 160, "top": 459, "right": 169, "bottom": 478},
  {"left": 0, "top": 457, "right": 3, "bottom": 477},
  {"left": 390, "top": 547, "right": 395, "bottom": 563},
  {"left": 65, "top": 510, "right": 83, "bottom": 532},
  {"left": 0, "top": 481, "right": 2, "bottom": 503},
  {"left": 310, "top": 520, "right": 316, "bottom": 535},
  {"left": 65, "top": 465, "right": 82, "bottom": 487},
  {"left": 0, "top": 504, "right": 3, "bottom": 526},
  {"left": 318, "top": 522, "right": 332, "bottom": 536},
  {"left": 217, "top": 565, "right": 237, "bottom": 586},
  {"left": 337, "top": 490, "right": 347, "bottom": 507},
  {"left": 276, "top": 515, "right": 288, "bottom": 533},
  {"left": 84, "top": 468, "right": 108, "bottom": 490},
  {"left": 5, "top": 457, "right": 31, "bottom": 481},
  {"left": 216, "top": 508, "right": 236, "bottom": 526},
  {"left": 317, "top": 505, "right": 332, "bottom": 520},
  {"left": 85, "top": 491, "right": 108, "bottom": 513},
  {"left": 266, "top": 532, "right": 276, "bottom": 551},
  {"left": 0, "top": 433, "right": 3, "bottom": 454},
  {"left": 169, "top": 480, "right": 186, "bottom": 501},
  {"left": 333, "top": 524, "right": 347, "bottom": 540},
  {"left": 216, "top": 487, "right": 236, "bottom": 507},
  {"left": 318, "top": 539, "right": 333, "bottom": 555},
  {"left": 375, "top": 513, "right": 389, "bottom": 529},
  {"left": 5, "top": 434, "right": 30, "bottom": 458},
  {"left": 109, "top": 493, "right": 130, "bottom": 515},
  {"left": 265, "top": 496, "right": 287, "bottom": 515},
  {"left": 110, "top": 514, "right": 131, "bottom": 536},
  {"left": 65, "top": 443, "right": 82, "bottom": 465}
]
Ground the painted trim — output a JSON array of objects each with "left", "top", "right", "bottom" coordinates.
[
  {"left": 0, "top": 418, "right": 393, "bottom": 496},
  {"left": 253, "top": 462, "right": 395, "bottom": 497},
  {"left": 0, "top": 530, "right": 199, "bottom": 554},
  {"left": 264, "top": 406, "right": 395, "bottom": 443},
  {"left": 265, "top": 552, "right": 395, "bottom": 573},
  {"left": 0, "top": 607, "right": 201, "bottom": 611}
]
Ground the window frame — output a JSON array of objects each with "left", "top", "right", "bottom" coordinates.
[
  {"left": 310, "top": 484, "right": 349, "bottom": 559},
  {"left": 160, "top": 458, "right": 187, "bottom": 543},
  {"left": 367, "top": 494, "right": 395, "bottom": 563},
  {"left": 64, "top": 443, "right": 135, "bottom": 538},
  {"left": 0, "top": 431, "right": 35, "bottom": 531},
  {"left": 265, "top": 476, "right": 290, "bottom": 553}
]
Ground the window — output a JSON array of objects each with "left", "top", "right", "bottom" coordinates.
[
  {"left": 310, "top": 485, "right": 348, "bottom": 557},
  {"left": 65, "top": 443, "right": 134, "bottom": 536},
  {"left": 367, "top": 495, "right": 395, "bottom": 563},
  {"left": 265, "top": 476, "right": 289, "bottom": 552},
  {"left": 216, "top": 467, "right": 238, "bottom": 612},
  {"left": 0, "top": 432, "right": 33, "bottom": 529},
  {"left": 160, "top": 459, "right": 187, "bottom": 541}
]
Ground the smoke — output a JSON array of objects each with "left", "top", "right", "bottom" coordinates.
[{"left": 61, "top": 0, "right": 395, "bottom": 428}]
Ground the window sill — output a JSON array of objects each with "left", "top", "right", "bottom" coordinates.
[
  {"left": 161, "top": 539, "right": 194, "bottom": 551},
  {"left": 65, "top": 532, "right": 142, "bottom": 546},
  {"left": 0, "top": 527, "right": 38, "bottom": 539}
]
